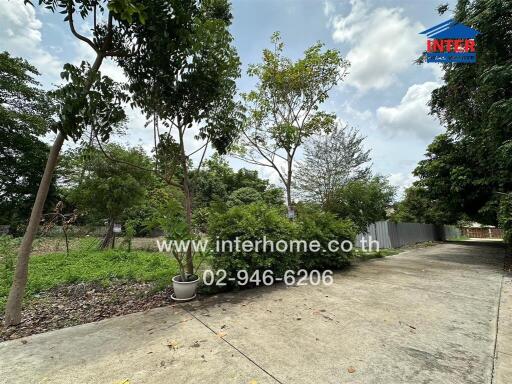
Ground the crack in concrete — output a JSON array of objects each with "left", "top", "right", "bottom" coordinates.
[
  {"left": 184, "top": 307, "right": 284, "bottom": 384},
  {"left": 490, "top": 264, "right": 506, "bottom": 383}
]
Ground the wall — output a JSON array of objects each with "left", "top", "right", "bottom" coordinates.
[
  {"left": 462, "top": 227, "right": 503, "bottom": 239},
  {"left": 355, "top": 221, "right": 462, "bottom": 249}
]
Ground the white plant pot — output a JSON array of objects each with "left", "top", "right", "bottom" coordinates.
[{"left": 172, "top": 275, "right": 199, "bottom": 301}]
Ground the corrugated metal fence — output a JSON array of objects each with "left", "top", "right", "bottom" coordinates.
[{"left": 355, "top": 221, "right": 461, "bottom": 249}]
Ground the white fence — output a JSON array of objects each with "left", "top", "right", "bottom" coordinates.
[{"left": 355, "top": 221, "right": 461, "bottom": 249}]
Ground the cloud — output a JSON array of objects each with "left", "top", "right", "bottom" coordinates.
[
  {"left": 376, "top": 81, "right": 442, "bottom": 140},
  {"left": 323, "top": 0, "right": 335, "bottom": 17},
  {"left": 327, "top": 0, "right": 424, "bottom": 91},
  {"left": 0, "top": 1, "right": 62, "bottom": 83},
  {"left": 388, "top": 172, "right": 416, "bottom": 197}
]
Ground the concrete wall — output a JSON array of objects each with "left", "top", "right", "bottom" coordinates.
[{"left": 355, "top": 221, "right": 460, "bottom": 249}]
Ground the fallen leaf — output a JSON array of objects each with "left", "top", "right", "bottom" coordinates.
[
  {"left": 347, "top": 367, "right": 356, "bottom": 374},
  {"left": 166, "top": 340, "right": 179, "bottom": 350},
  {"left": 217, "top": 331, "right": 227, "bottom": 338},
  {"left": 249, "top": 380, "right": 258, "bottom": 384},
  {"left": 114, "top": 380, "right": 130, "bottom": 384}
]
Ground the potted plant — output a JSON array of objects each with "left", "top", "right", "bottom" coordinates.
[
  {"left": 168, "top": 222, "right": 201, "bottom": 301},
  {"left": 146, "top": 188, "right": 208, "bottom": 301}
]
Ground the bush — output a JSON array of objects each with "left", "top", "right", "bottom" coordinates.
[
  {"left": 296, "top": 205, "right": 357, "bottom": 270},
  {"left": 209, "top": 203, "right": 299, "bottom": 284},
  {"left": 499, "top": 194, "right": 512, "bottom": 247},
  {"left": 227, "top": 187, "right": 263, "bottom": 207},
  {"left": 209, "top": 202, "right": 358, "bottom": 288}
]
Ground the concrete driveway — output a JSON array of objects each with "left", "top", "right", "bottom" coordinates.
[{"left": 0, "top": 242, "right": 510, "bottom": 384}]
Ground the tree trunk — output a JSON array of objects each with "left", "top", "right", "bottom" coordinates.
[
  {"left": 3, "top": 132, "right": 65, "bottom": 326},
  {"left": 3, "top": 53, "right": 105, "bottom": 327},
  {"left": 286, "top": 157, "right": 295, "bottom": 219},
  {"left": 100, "top": 219, "right": 115, "bottom": 250},
  {"left": 178, "top": 124, "right": 194, "bottom": 275}
]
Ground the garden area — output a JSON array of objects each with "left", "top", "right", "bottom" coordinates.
[{"left": 1, "top": 0, "right": 510, "bottom": 349}]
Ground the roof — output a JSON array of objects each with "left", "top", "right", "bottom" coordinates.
[{"left": 420, "top": 19, "right": 480, "bottom": 39}]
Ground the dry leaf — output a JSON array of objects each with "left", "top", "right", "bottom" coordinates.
[
  {"left": 347, "top": 367, "right": 356, "bottom": 374},
  {"left": 166, "top": 340, "right": 179, "bottom": 350},
  {"left": 217, "top": 331, "right": 227, "bottom": 338},
  {"left": 249, "top": 380, "right": 258, "bottom": 384}
]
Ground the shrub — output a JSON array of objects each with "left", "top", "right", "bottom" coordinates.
[
  {"left": 192, "top": 207, "right": 210, "bottom": 234},
  {"left": 296, "top": 205, "right": 357, "bottom": 270},
  {"left": 209, "top": 203, "right": 299, "bottom": 284},
  {"left": 227, "top": 187, "right": 263, "bottom": 207},
  {"left": 499, "top": 194, "right": 512, "bottom": 248}
]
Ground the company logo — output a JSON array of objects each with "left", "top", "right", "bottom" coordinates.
[{"left": 420, "top": 19, "right": 480, "bottom": 63}]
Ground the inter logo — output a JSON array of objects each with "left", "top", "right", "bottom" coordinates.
[{"left": 420, "top": 19, "right": 480, "bottom": 63}]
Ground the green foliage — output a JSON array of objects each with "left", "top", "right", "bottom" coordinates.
[
  {"left": 324, "top": 176, "right": 395, "bottom": 232},
  {"left": 192, "top": 207, "right": 210, "bottom": 234},
  {"left": 296, "top": 205, "right": 356, "bottom": 270},
  {"left": 0, "top": 236, "right": 18, "bottom": 290},
  {"left": 66, "top": 144, "right": 152, "bottom": 223},
  {"left": 391, "top": 185, "right": 457, "bottom": 224},
  {"left": 0, "top": 247, "right": 178, "bottom": 312},
  {"left": 143, "top": 185, "right": 209, "bottom": 279},
  {"left": 0, "top": 52, "right": 57, "bottom": 229},
  {"left": 209, "top": 202, "right": 357, "bottom": 286},
  {"left": 122, "top": 219, "right": 137, "bottom": 251},
  {"left": 415, "top": 0, "right": 512, "bottom": 225},
  {"left": 499, "top": 194, "right": 512, "bottom": 246},
  {"left": 227, "top": 187, "right": 263, "bottom": 207},
  {"left": 191, "top": 155, "right": 284, "bottom": 210},
  {"left": 209, "top": 203, "right": 299, "bottom": 284},
  {"left": 52, "top": 62, "right": 128, "bottom": 142},
  {"left": 239, "top": 33, "right": 350, "bottom": 207},
  {"left": 120, "top": 0, "right": 242, "bottom": 155}
]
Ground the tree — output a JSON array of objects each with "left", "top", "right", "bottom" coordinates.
[
  {"left": 295, "top": 124, "right": 371, "bottom": 204},
  {"left": 0, "top": 52, "right": 57, "bottom": 231},
  {"left": 4, "top": 0, "right": 171, "bottom": 326},
  {"left": 236, "top": 33, "right": 350, "bottom": 217},
  {"left": 121, "top": 0, "right": 242, "bottom": 275},
  {"left": 412, "top": 134, "right": 480, "bottom": 224},
  {"left": 414, "top": 0, "right": 512, "bottom": 225},
  {"left": 66, "top": 144, "right": 152, "bottom": 248},
  {"left": 191, "top": 154, "right": 283, "bottom": 210},
  {"left": 324, "top": 176, "right": 396, "bottom": 232},
  {"left": 391, "top": 185, "right": 458, "bottom": 224}
]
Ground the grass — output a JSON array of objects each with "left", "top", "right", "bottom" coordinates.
[
  {"left": 353, "top": 248, "right": 401, "bottom": 261},
  {"left": 0, "top": 236, "right": 180, "bottom": 312},
  {"left": 352, "top": 241, "right": 440, "bottom": 261},
  {"left": 447, "top": 236, "right": 470, "bottom": 241}
]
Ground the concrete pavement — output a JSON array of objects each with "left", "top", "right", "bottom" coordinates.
[{"left": 0, "top": 242, "right": 510, "bottom": 384}]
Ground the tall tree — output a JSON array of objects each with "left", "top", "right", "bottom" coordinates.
[
  {"left": 391, "top": 185, "right": 459, "bottom": 224},
  {"left": 324, "top": 176, "right": 396, "bottom": 232},
  {"left": 121, "top": 0, "right": 241, "bottom": 275},
  {"left": 0, "top": 52, "right": 56, "bottom": 230},
  {"left": 4, "top": 0, "right": 172, "bottom": 326},
  {"left": 295, "top": 124, "right": 371, "bottom": 204},
  {"left": 415, "top": 0, "right": 512, "bottom": 225},
  {"left": 67, "top": 144, "right": 152, "bottom": 248},
  {"left": 191, "top": 154, "right": 282, "bottom": 209},
  {"left": 235, "top": 32, "right": 350, "bottom": 217}
]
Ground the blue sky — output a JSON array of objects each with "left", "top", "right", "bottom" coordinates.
[{"left": 0, "top": 0, "right": 454, "bottom": 196}]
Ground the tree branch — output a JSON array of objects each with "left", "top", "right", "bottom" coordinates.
[
  {"left": 67, "top": 6, "right": 97, "bottom": 52},
  {"left": 94, "top": 135, "right": 182, "bottom": 189}
]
